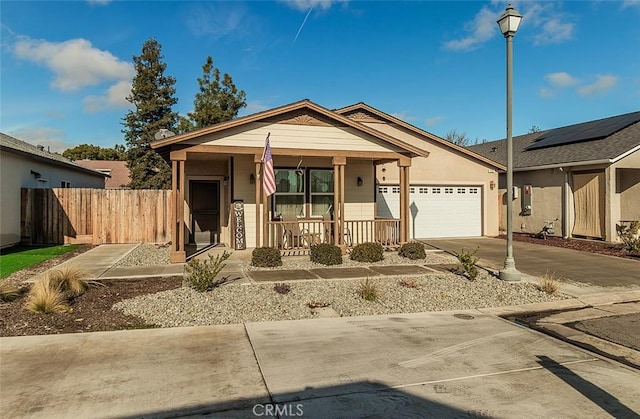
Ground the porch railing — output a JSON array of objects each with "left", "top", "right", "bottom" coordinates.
[{"left": 266, "top": 219, "right": 400, "bottom": 251}]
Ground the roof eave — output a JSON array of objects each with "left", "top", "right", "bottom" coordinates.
[{"left": 0, "top": 146, "right": 110, "bottom": 178}]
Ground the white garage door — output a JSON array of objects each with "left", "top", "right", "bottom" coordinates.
[{"left": 376, "top": 185, "right": 482, "bottom": 238}]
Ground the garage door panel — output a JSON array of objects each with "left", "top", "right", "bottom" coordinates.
[{"left": 377, "top": 185, "right": 481, "bottom": 239}]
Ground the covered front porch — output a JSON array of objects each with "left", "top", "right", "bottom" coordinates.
[{"left": 150, "top": 100, "right": 430, "bottom": 263}]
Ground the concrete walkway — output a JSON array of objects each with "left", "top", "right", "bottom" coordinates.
[{"left": 2, "top": 309, "right": 639, "bottom": 418}]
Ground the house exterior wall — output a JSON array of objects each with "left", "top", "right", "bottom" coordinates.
[
  {"left": 501, "top": 169, "right": 565, "bottom": 237},
  {"left": 185, "top": 122, "right": 405, "bottom": 153},
  {"left": 611, "top": 149, "right": 640, "bottom": 236},
  {"left": 368, "top": 122, "right": 500, "bottom": 237},
  {"left": 0, "top": 151, "right": 105, "bottom": 248}
]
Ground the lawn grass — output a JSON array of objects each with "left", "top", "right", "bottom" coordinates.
[{"left": 0, "top": 245, "right": 80, "bottom": 278}]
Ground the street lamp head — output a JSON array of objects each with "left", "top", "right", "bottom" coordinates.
[{"left": 497, "top": 4, "right": 522, "bottom": 37}]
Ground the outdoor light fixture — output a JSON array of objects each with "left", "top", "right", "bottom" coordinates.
[
  {"left": 497, "top": 3, "right": 522, "bottom": 282},
  {"left": 357, "top": 176, "right": 363, "bottom": 187},
  {"left": 249, "top": 173, "right": 255, "bottom": 184},
  {"left": 490, "top": 180, "right": 496, "bottom": 190},
  {"left": 223, "top": 176, "right": 229, "bottom": 186}
]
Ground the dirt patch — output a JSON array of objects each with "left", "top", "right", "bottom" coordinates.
[
  {"left": 0, "top": 276, "right": 182, "bottom": 337},
  {"left": 501, "top": 234, "right": 638, "bottom": 260}
]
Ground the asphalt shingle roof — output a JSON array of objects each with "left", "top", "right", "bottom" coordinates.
[
  {"left": 0, "top": 132, "right": 108, "bottom": 178},
  {"left": 468, "top": 112, "right": 640, "bottom": 169}
]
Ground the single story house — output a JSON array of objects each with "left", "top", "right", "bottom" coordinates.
[
  {"left": 151, "top": 100, "right": 504, "bottom": 263},
  {"left": 468, "top": 111, "right": 640, "bottom": 242},
  {"left": 76, "top": 160, "right": 131, "bottom": 189},
  {"left": 0, "top": 132, "right": 108, "bottom": 248}
]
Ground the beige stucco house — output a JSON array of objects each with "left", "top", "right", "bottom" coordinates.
[
  {"left": 151, "top": 100, "right": 504, "bottom": 263},
  {"left": 0, "top": 133, "right": 108, "bottom": 248},
  {"left": 469, "top": 111, "right": 640, "bottom": 242}
]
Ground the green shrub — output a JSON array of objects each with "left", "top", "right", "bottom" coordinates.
[
  {"left": 455, "top": 247, "right": 479, "bottom": 281},
  {"left": 350, "top": 242, "right": 384, "bottom": 263},
  {"left": 616, "top": 221, "right": 640, "bottom": 253},
  {"left": 357, "top": 277, "right": 379, "bottom": 301},
  {"left": 398, "top": 242, "right": 426, "bottom": 260},
  {"left": 310, "top": 243, "right": 343, "bottom": 266},
  {"left": 184, "top": 251, "right": 231, "bottom": 292},
  {"left": 251, "top": 247, "right": 282, "bottom": 267}
]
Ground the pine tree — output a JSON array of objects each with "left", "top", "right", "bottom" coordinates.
[
  {"left": 188, "top": 56, "right": 246, "bottom": 128},
  {"left": 122, "top": 38, "right": 178, "bottom": 189}
]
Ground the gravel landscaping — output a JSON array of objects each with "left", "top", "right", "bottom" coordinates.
[{"left": 113, "top": 243, "right": 569, "bottom": 327}]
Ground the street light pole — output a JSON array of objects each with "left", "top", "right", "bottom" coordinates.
[{"left": 498, "top": 4, "right": 522, "bottom": 282}]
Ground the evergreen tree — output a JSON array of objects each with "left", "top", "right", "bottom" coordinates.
[
  {"left": 122, "top": 38, "right": 177, "bottom": 189},
  {"left": 188, "top": 56, "right": 246, "bottom": 128}
]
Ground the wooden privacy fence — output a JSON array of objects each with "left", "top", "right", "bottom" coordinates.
[{"left": 21, "top": 188, "right": 172, "bottom": 245}]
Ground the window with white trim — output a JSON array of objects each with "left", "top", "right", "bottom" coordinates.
[{"left": 273, "top": 168, "right": 334, "bottom": 218}]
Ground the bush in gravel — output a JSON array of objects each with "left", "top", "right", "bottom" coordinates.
[
  {"left": 273, "top": 283, "right": 291, "bottom": 295},
  {"left": 251, "top": 247, "right": 282, "bottom": 268},
  {"left": 455, "top": 247, "right": 479, "bottom": 281},
  {"left": 398, "top": 242, "right": 426, "bottom": 260},
  {"left": 0, "top": 280, "right": 20, "bottom": 302},
  {"left": 184, "top": 251, "right": 231, "bottom": 292},
  {"left": 357, "top": 277, "right": 379, "bottom": 301},
  {"left": 399, "top": 278, "right": 419, "bottom": 288},
  {"left": 539, "top": 273, "right": 560, "bottom": 295},
  {"left": 25, "top": 277, "right": 71, "bottom": 314},
  {"left": 310, "top": 243, "right": 343, "bottom": 266},
  {"left": 616, "top": 221, "right": 640, "bottom": 253},
  {"left": 48, "top": 266, "right": 102, "bottom": 298},
  {"left": 350, "top": 242, "right": 384, "bottom": 263}
]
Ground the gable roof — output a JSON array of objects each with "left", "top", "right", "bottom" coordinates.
[
  {"left": 334, "top": 102, "right": 506, "bottom": 170},
  {"left": 468, "top": 111, "right": 640, "bottom": 170},
  {"left": 151, "top": 99, "right": 429, "bottom": 158},
  {"left": 76, "top": 160, "right": 130, "bottom": 188},
  {"left": 0, "top": 132, "right": 109, "bottom": 178}
]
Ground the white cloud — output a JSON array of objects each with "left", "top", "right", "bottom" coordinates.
[
  {"left": 281, "top": 0, "right": 347, "bottom": 12},
  {"left": 10, "top": 127, "right": 76, "bottom": 153},
  {"left": 533, "top": 18, "right": 574, "bottom": 45},
  {"left": 87, "top": 0, "right": 111, "bottom": 5},
  {"left": 83, "top": 80, "right": 132, "bottom": 113},
  {"left": 622, "top": 0, "right": 640, "bottom": 8},
  {"left": 13, "top": 36, "right": 134, "bottom": 92},
  {"left": 425, "top": 116, "right": 444, "bottom": 126},
  {"left": 538, "top": 87, "right": 555, "bottom": 98},
  {"left": 184, "top": 3, "right": 251, "bottom": 40},
  {"left": 443, "top": 6, "right": 498, "bottom": 51},
  {"left": 578, "top": 74, "right": 618, "bottom": 96},
  {"left": 545, "top": 72, "right": 579, "bottom": 88}
]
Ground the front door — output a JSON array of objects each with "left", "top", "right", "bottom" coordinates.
[{"left": 190, "top": 180, "right": 220, "bottom": 246}]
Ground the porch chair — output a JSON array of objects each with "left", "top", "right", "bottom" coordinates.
[
  {"left": 322, "top": 213, "right": 352, "bottom": 247},
  {"left": 281, "top": 215, "right": 312, "bottom": 249}
]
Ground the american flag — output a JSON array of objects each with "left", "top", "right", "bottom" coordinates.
[{"left": 262, "top": 133, "right": 276, "bottom": 196}]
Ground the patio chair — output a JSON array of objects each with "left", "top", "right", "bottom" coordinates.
[
  {"left": 281, "top": 215, "right": 312, "bottom": 249},
  {"left": 322, "top": 213, "right": 352, "bottom": 246}
]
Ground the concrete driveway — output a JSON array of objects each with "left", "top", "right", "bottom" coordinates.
[
  {"left": 424, "top": 237, "right": 640, "bottom": 288},
  {"left": 2, "top": 311, "right": 639, "bottom": 418}
]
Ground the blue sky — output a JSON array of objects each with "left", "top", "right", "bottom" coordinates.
[{"left": 1, "top": 0, "right": 639, "bottom": 152}]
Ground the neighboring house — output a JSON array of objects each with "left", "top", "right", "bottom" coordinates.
[
  {"left": 469, "top": 111, "right": 640, "bottom": 242},
  {"left": 76, "top": 160, "right": 131, "bottom": 189},
  {"left": 151, "top": 99, "right": 503, "bottom": 263},
  {"left": 0, "top": 133, "right": 108, "bottom": 248}
]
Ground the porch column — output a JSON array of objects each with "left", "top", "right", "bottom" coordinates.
[
  {"left": 333, "top": 156, "right": 346, "bottom": 246},
  {"left": 170, "top": 156, "right": 186, "bottom": 263},
  {"left": 254, "top": 155, "right": 262, "bottom": 248},
  {"left": 398, "top": 158, "right": 411, "bottom": 243}
]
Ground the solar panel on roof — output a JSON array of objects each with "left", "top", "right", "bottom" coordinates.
[{"left": 526, "top": 111, "right": 640, "bottom": 151}]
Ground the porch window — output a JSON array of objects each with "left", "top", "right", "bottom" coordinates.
[
  {"left": 272, "top": 168, "right": 334, "bottom": 218},
  {"left": 274, "top": 169, "right": 305, "bottom": 217},
  {"left": 310, "top": 169, "right": 334, "bottom": 216}
]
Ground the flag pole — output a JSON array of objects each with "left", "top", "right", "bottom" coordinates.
[{"left": 262, "top": 133, "right": 271, "bottom": 247}]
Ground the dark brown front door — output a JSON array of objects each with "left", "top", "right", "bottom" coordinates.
[{"left": 190, "top": 180, "right": 220, "bottom": 245}]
